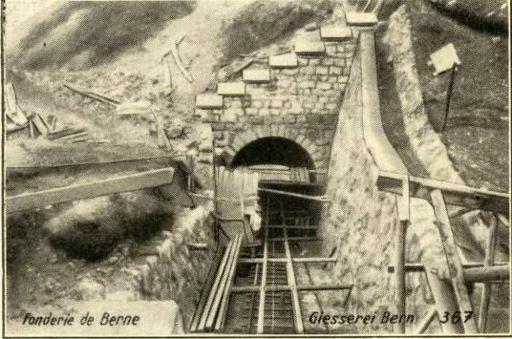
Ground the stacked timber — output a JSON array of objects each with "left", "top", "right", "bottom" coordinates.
[{"left": 189, "top": 234, "right": 243, "bottom": 332}]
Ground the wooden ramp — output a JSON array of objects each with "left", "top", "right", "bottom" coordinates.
[
  {"left": 189, "top": 234, "right": 243, "bottom": 333},
  {"left": 216, "top": 167, "right": 260, "bottom": 245}
]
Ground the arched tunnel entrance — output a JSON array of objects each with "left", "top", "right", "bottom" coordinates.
[
  {"left": 230, "top": 137, "right": 315, "bottom": 170},
  {"left": 227, "top": 136, "right": 322, "bottom": 240}
]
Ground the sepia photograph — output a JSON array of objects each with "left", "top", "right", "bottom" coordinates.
[{"left": 1, "top": 0, "right": 510, "bottom": 336}]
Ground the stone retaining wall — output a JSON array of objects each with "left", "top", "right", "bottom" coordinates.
[{"left": 195, "top": 25, "right": 361, "bottom": 179}]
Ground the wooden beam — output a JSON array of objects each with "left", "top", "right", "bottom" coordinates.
[
  {"left": 284, "top": 228, "right": 304, "bottom": 334},
  {"left": 256, "top": 227, "right": 268, "bottom": 334},
  {"left": 232, "top": 284, "right": 353, "bottom": 293},
  {"left": 198, "top": 240, "right": 234, "bottom": 331},
  {"left": 479, "top": 215, "right": 497, "bottom": 332},
  {"left": 239, "top": 257, "right": 337, "bottom": 264},
  {"left": 6, "top": 168, "right": 176, "bottom": 213},
  {"left": 430, "top": 189, "right": 478, "bottom": 333},
  {"left": 215, "top": 234, "right": 243, "bottom": 331},
  {"left": 189, "top": 245, "right": 224, "bottom": 332},
  {"left": 205, "top": 235, "right": 240, "bottom": 330},
  {"left": 258, "top": 187, "right": 330, "bottom": 203},
  {"left": 415, "top": 307, "right": 438, "bottom": 334},
  {"left": 388, "top": 262, "right": 509, "bottom": 274},
  {"left": 377, "top": 171, "right": 509, "bottom": 214},
  {"left": 464, "top": 266, "right": 509, "bottom": 283},
  {"left": 425, "top": 269, "right": 464, "bottom": 333}
]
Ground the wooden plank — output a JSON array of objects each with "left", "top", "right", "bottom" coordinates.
[
  {"left": 430, "top": 189, "right": 478, "bottom": 333},
  {"left": 31, "top": 114, "right": 49, "bottom": 136},
  {"left": 284, "top": 229, "right": 304, "bottom": 333},
  {"left": 198, "top": 239, "right": 235, "bottom": 331},
  {"left": 6, "top": 168, "right": 176, "bottom": 213},
  {"left": 378, "top": 171, "right": 509, "bottom": 214},
  {"left": 214, "top": 234, "right": 243, "bottom": 331},
  {"left": 189, "top": 245, "right": 225, "bottom": 332},
  {"left": 478, "top": 215, "right": 497, "bottom": 332}
]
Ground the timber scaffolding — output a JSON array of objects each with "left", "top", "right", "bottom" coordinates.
[
  {"left": 379, "top": 172, "right": 510, "bottom": 334},
  {"left": 358, "top": 28, "right": 511, "bottom": 334}
]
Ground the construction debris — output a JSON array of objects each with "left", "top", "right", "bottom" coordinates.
[
  {"left": 5, "top": 83, "right": 29, "bottom": 133},
  {"left": 63, "top": 83, "right": 121, "bottom": 106},
  {"left": 165, "top": 34, "right": 194, "bottom": 83}
]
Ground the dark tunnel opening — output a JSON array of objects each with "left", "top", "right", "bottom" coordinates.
[{"left": 230, "top": 137, "right": 315, "bottom": 170}]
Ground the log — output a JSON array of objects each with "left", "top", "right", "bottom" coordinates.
[
  {"left": 464, "top": 266, "right": 509, "bottom": 283},
  {"left": 6, "top": 167, "right": 176, "bottom": 213}
]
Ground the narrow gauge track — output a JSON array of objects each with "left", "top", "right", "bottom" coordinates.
[{"left": 221, "top": 196, "right": 352, "bottom": 334}]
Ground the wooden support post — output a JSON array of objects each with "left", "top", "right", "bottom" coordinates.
[
  {"left": 441, "top": 64, "right": 457, "bottom": 132},
  {"left": 478, "top": 214, "right": 497, "bottom": 332},
  {"left": 395, "top": 175, "right": 409, "bottom": 334},
  {"left": 430, "top": 189, "right": 478, "bottom": 333}
]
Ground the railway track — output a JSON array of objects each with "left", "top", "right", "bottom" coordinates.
[{"left": 219, "top": 196, "right": 352, "bottom": 334}]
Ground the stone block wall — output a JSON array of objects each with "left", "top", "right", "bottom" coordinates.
[
  {"left": 319, "top": 44, "right": 401, "bottom": 333},
  {"left": 195, "top": 27, "right": 360, "bottom": 179}
]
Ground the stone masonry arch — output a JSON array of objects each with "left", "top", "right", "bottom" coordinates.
[{"left": 221, "top": 126, "right": 323, "bottom": 170}]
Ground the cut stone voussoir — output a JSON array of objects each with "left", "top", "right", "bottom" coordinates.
[
  {"left": 217, "top": 82, "right": 246, "bottom": 96},
  {"left": 269, "top": 52, "right": 298, "bottom": 68},
  {"left": 196, "top": 93, "right": 224, "bottom": 109},
  {"left": 346, "top": 12, "right": 378, "bottom": 26},
  {"left": 320, "top": 26, "right": 353, "bottom": 41},
  {"left": 243, "top": 69, "right": 271, "bottom": 83},
  {"left": 294, "top": 41, "right": 326, "bottom": 55}
]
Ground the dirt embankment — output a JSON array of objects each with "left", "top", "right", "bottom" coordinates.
[{"left": 10, "top": 1, "right": 195, "bottom": 71}]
